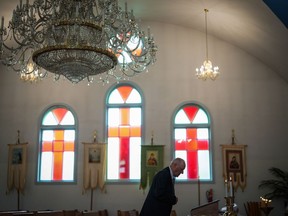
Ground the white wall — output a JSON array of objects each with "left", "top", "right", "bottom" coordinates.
[{"left": 0, "top": 22, "right": 288, "bottom": 216}]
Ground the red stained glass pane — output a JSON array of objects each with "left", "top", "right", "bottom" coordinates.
[
  {"left": 42, "top": 141, "right": 52, "bottom": 151},
  {"left": 183, "top": 106, "right": 199, "bottom": 123},
  {"left": 108, "top": 127, "right": 119, "bottom": 137},
  {"left": 120, "top": 108, "right": 129, "bottom": 125},
  {"left": 119, "top": 137, "right": 129, "bottom": 179},
  {"left": 53, "top": 152, "right": 63, "bottom": 180},
  {"left": 118, "top": 86, "right": 133, "bottom": 103},
  {"left": 52, "top": 108, "right": 68, "bottom": 125},
  {"left": 187, "top": 151, "right": 198, "bottom": 179},
  {"left": 198, "top": 140, "right": 209, "bottom": 150},
  {"left": 175, "top": 140, "right": 186, "bottom": 150}
]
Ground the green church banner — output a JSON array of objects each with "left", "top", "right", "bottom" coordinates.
[{"left": 139, "top": 145, "right": 164, "bottom": 191}]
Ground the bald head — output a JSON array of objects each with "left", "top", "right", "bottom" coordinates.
[{"left": 170, "top": 158, "right": 186, "bottom": 177}]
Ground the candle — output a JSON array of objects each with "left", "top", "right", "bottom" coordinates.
[
  {"left": 225, "top": 179, "right": 228, "bottom": 197},
  {"left": 229, "top": 177, "right": 233, "bottom": 197},
  {"left": 260, "top": 196, "right": 272, "bottom": 208}
]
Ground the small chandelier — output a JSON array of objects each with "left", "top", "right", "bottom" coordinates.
[
  {"left": 196, "top": 9, "right": 219, "bottom": 81},
  {"left": 0, "top": 0, "right": 157, "bottom": 84}
]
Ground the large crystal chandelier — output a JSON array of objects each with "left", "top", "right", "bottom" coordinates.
[
  {"left": 196, "top": 9, "right": 219, "bottom": 81},
  {"left": 0, "top": 0, "right": 157, "bottom": 84}
]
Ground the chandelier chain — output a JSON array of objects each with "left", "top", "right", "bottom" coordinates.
[{"left": 195, "top": 8, "right": 219, "bottom": 81}]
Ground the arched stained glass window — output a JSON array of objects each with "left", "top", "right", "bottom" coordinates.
[
  {"left": 106, "top": 84, "right": 143, "bottom": 180},
  {"left": 37, "top": 105, "right": 77, "bottom": 183},
  {"left": 173, "top": 103, "right": 212, "bottom": 181}
]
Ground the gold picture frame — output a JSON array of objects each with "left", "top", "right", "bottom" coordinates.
[{"left": 221, "top": 144, "right": 247, "bottom": 192}]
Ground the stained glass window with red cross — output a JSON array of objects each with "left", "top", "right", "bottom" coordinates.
[
  {"left": 173, "top": 103, "right": 212, "bottom": 181},
  {"left": 106, "top": 84, "right": 142, "bottom": 180},
  {"left": 38, "top": 105, "right": 76, "bottom": 182}
]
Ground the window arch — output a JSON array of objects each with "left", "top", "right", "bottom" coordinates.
[
  {"left": 173, "top": 103, "right": 212, "bottom": 181},
  {"left": 37, "top": 104, "right": 77, "bottom": 183},
  {"left": 106, "top": 83, "right": 143, "bottom": 181}
]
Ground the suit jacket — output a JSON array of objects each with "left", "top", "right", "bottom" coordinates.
[{"left": 140, "top": 167, "right": 177, "bottom": 216}]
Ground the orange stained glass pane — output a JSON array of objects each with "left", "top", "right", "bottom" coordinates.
[
  {"left": 187, "top": 128, "right": 197, "bottom": 139},
  {"left": 117, "top": 86, "right": 133, "bottom": 103},
  {"left": 42, "top": 141, "right": 53, "bottom": 152},
  {"left": 183, "top": 106, "right": 199, "bottom": 123},
  {"left": 108, "top": 127, "right": 119, "bottom": 137},
  {"left": 119, "top": 126, "right": 130, "bottom": 137},
  {"left": 130, "top": 126, "right": 141, "bottom": 137},
  {"left": 64, "top": 141, "right": 75, "bottom": 151},
  {"left": 53, "top": 140, "right": 64, "bottom": 152},
  {"left": 120, "top": 108, "right": 129, "bottom": 125},
  {"left": 53, "top": 152, "right": 63, "bottom": 180},
  {"left": 186, "top": 139, "right": 198, "bottom": 151},
  {"left": 52, "top": 108, "right": 68, "bottom": 125},
  {"left": 54, "top": 130, "right": 64, "bottom": 140}
]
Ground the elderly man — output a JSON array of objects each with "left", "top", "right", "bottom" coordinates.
[{"left": 140, "top": 158, "right": 186, "bottom": 216}]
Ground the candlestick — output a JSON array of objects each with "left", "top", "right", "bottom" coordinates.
[{"left": 223, "top": 197, "right": 237, "bottom": 216}]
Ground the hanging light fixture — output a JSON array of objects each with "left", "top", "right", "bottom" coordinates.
[
  {"left": 196, "top": 9, "right": 219, "bottom": 81},
  {"left": 0, "top": 0, "right": 157, "bottom": 84}
]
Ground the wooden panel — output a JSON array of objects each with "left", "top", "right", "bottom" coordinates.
[{"left": 190, "top": 200, "right": 219, "bottom": 216}]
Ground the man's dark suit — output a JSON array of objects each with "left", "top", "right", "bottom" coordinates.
[{"left": 140, "top": 167, "right": 177, "bottom": 216}]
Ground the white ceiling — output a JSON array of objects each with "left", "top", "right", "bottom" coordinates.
[{"left": 1, "top": 0, "right": 288, "bottom": 82}]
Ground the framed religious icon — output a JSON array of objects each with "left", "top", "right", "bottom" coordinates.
[
  {"left": 140, "top": 145, "right": 164, "bottom": 190},
  {"left": 221, "top": 144, "right": 247, "bottom": 191},
  {"left": 88, "top": 147, "right": 101, "bottom": 163},
  {"left": 146, "top": 150, "right": 159, "bottom": 167}
]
